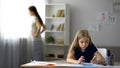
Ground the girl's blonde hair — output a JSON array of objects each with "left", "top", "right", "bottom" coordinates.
[{"left": 68, "top": 29, "right": 92, "bottom": 52}]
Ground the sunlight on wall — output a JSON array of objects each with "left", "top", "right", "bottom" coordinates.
[{"left": 0, "top": 0, "right": 45, "bottom": 39}]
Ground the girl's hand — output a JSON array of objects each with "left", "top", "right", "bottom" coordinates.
[
  {"left": 77, "top": 56, "right": 84, "bottom": 64},
  {"left": 91, "top": 56, "right": 97, "bottom": 64}
]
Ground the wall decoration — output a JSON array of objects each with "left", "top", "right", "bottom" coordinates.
[
  {"left": 86, "top": 24, "right": 100, "bottom": 32},
  {"left": 96, "top": 12, "right": 117, "bottom": 24}
]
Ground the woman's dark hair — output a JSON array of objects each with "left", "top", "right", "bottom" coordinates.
[{"left": 29, "top": 5, "right": 44, "bottom": 25}]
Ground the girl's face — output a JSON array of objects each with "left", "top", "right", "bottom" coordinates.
[{"left": 78, "top": 36, "right": 90, "bottom": 51}]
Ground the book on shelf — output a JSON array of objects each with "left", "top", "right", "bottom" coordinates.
[
  {"left": 60, "top": 10, "right": 65, "bottom": 17},
  {"left": 56, "top": 10, "right": 62, "bottom": 17},
  {"left": 56, "top": 24, "right": 61, "bottom": 31},
  {"left": 56, "top": 39, "right": 64, "bottom": 45},
  {"left": 56, "top": 23, "right": 64, "bottom": 31},
  {"left": 61, "top": 24, "right": 64, "bottom": 31},
  {"left": 56, "top": 9, "right": 64, "bottom": 17}
]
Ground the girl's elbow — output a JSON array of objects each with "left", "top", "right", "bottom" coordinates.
[
  {"left": 66, "top": 58, "right": 71, "bottom": 63},
  {"left": 66, "top": 58, "right": 69, "bottom": 63},
  {"left": 98, "top": 58, "right": 105, "bottom": 65}
]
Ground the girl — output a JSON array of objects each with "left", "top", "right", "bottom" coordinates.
[
  {"left": 28, "top": 6, "right": 46, "bottom": 61},
  {"left": 66, "top": 29, "right": 105, "bottom": 64}
]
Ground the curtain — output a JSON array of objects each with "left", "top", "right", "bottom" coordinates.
[
  {"left": 0, "top": 0, "right": 45, "bottom": 68},
  {"left": 0, "top": 38, "right": 28, "bottom": 68}
]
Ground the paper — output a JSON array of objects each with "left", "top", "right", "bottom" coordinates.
[{"left": 21, "top": 61, "right": 56, "bottom": 67}]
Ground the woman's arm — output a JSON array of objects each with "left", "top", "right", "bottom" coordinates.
[
  {"left": 32, "top": 21, "right": 46, "bottom": 38},
  {"left": 40, "top": 24, "right": 46, "bottom": 34},
  {"left": 66, "top": 49, "right": 84, "bottom": 64},
  {"left": 91, "top": 51, "right": 105, "bottom": 65},
  {"left": 32, "top": 22, "right": 43, "bottom": 37}
]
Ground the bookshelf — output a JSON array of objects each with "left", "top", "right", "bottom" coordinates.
[{"left": 44, "top": 3, "right": 70, "bottom": 61}]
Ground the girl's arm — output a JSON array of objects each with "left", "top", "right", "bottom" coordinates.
[
  {"left": 66, "top": 49, "right": 84, "bottom": 64},
  {"left": 91, "top": 51, "right": 105, "bottom": 65}
]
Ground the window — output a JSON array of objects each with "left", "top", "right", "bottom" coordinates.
[{"left": 0, "top": 0, "right": 45, "bottom": 39}]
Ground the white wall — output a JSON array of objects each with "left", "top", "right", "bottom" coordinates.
[{"left": 49, "top": 0, "right": 120, "bottom": 47}]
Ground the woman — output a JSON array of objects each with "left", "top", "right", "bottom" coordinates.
[
  {"left": 66, "top": 29, "right": 105, "bottom": 64},
  {"left": 28, "top": 5, "right": 46, "bottom": 61}
]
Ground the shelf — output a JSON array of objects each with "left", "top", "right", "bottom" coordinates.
[
  {"left": 45, "top": 3, "right": 69, "bottom": 61},
  {"left": 45, "top": 17, "right": 65, "bottom": 19},
  {"left": 45, "top": 3, "right": 66, "bottom": 6},
  {"left": 45, "top": 30, "right": 64, "bottom": 32}
]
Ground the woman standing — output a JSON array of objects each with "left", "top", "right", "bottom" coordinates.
[{"left": 28, "top": 5, "right": 46, "bottom": 61}]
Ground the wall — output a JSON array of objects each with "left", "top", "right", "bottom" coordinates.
[{"left": 48, "top": 0, "right": 120, "bottom": 47}]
